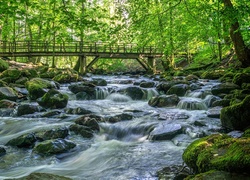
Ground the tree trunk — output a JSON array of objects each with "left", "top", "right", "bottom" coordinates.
[{"left": 222, "top": 0, "right": 250, "bottom": 67}]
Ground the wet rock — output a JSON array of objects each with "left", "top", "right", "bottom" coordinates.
[
  {"left": 0, "top": 87, "right": 18, "bottom": 101},
  {"left": 158, "top": 112, "right": 189, "bottom": 121},
  {"left": 206, "top": 106, "right": 222, "bottom": 118},
  {"left": 11, "top": 172, "right": 72, "bottom": 180},
  {"left": 0, "top": 146, "right": 6, "bottom": 156},
  {"left": 232, "top": 73, "right": 250, "bottom": 87},
  {"left": 6, "top": 133, "right": 36, "bottom": 148},
  {"left": 203, "top": 95, "right": 221, "bottom": 107},
  {"left": 186, "top": 170, "right": 250, "bottom": 180},
  {"left": 0, "top": 99, "right": 17, "bottom": 108},
  {"left": 125, "top": 86, "right": 144, "bottom": 100},
  {"left": 91, "top": 78, "right": 107, "bottom": 86},
  {"left": 68, "top": 83, "right": 95, "bottom": 94},
  {"left": 182, "top": 134, "right": 250, "bottom": 174},
  {"left": 220, "top": 95, "right": 250, "bottom": 131},
  {"left": 74, "top": 115, "right": 102, "bottom": 131},
  {"left": 211, "top": 82, "right": 240, "bottom": 96},
  {"left": 35, "top": 127, "right": 69, "bottom": 141},
  {"left": 148, "top": 123, "right": 182, "bottom": 141},
  {"left": 65, "top": 107, "right": 92, "bottom": 115},
  {"left": 0, "top": 108, "right": 14, "bottom": 117},
  {"left": 156, "top": 82, "right": 172, "bottom": 93},
  {"left": 167, "top": 84, "right": 189, "bottom": 96},
  {"left": 148, "top": 94, "right": 180, "bottom": 107},
  {"left": 25, "top": 78, "right": 59, "bottom": 100},
  {"left": 69, "top": 124, "right": 93, "bottom": 138},
  {"left": 16, "top": 104, "right": 40, "bottom": 116},
  {"left": 41, "top": 110, "right": 62, "bottom": 117},
  {"left": 139, "top": 81, "right": 155, "bottom": 88},
  {"left": 172, "top": 134, "right": 193, "bottom": 147},
  {"left": 37, "top": 89, "right": 68, "bottom": 109},
  {"left": 211, "top": 99, "right": 230, "bottom": 107},
  {"left": 157, "top": 165, "right": 189, "bottom": 180},
  {"left": 33, "top": 138, "right": 76, "bottom": 156},
  {"left": 15, "top": 77, "right": 29, "bottom": 85},
  {"left": 104, "top": 113, "right": 133, "bottom": 123}
]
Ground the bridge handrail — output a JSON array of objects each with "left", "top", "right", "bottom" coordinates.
[{"left": 0, "top": 41, "right": 163, "bottom": 54}]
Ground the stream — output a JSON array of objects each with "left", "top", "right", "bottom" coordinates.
[{"left": 0, "top": 75, "right": 222, "bottom": 180}]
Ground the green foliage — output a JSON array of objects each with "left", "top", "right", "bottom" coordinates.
[{"left": 0, "top": 60, "right": 9, "bottom": 72}]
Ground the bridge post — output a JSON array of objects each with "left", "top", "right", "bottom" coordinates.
[
  {"left": 147, "top": 56, "right": 156, "bottom": 74},
  {"left": 79, "top": 55, "right": 87, "bottom": 74}
]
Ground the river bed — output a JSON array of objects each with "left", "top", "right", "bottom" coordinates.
[{"left": 0, "top": 75, "right": 222, "bottom": 180}]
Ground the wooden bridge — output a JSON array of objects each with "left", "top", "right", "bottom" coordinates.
[{"left": 0, "top": 41, "right": 164, "bottom": 73}]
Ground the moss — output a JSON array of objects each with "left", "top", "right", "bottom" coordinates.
[
  {"left": 0, "top": 59, "right": 9, "bottom": 72},
  {"left": 201, "top": 70, "right": 225, "bottom": 79},
  {"left": 220, "top": 95, "right": 250, "bottom": 130},
  {"left": 243, "top": 129, "right": 250, "bottom": 138},
  {"left": 0, "top": 69, "right": 21, "bottom": 82},
  {"left": 25, "top": 78, "right": 57, "bottom": 100},
  {"left": 183, "top": 133, "right": 250, "bottom": 175},
  {"left": 233, "top": 73, "right": 250, "bottom": 86},
  {"left": 182, "top": 134, "right": 229, "bottom": 173},
  {"left": 219, "top": 72, "right": 235, "bottom": 82}
]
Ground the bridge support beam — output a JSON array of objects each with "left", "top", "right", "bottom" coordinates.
[
  {"left": 79, "top": 55, "right": 86, "bottom": 74},
  {"left": 147, "top": 56, "right": 155, "bottom": 74},
  {"left": 86, "top": 56, "right": 100, "bottom": 71},
  {"left": 135, "top": 58, "right": 149, "bottom": 71}
]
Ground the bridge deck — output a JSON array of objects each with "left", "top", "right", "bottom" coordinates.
[{"left": 0, "top": 41, "right": 163, "bottom": 58}]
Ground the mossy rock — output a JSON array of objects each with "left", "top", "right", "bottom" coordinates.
[
  {"left": 0, "top": 69, "right": 21, "bottom": 83},
  {"left": 183, "top": 134, "right": 250, "bottom": 174},
  {"left": 232, "top": 73, "right": 250, "bottom": 87},
  {"left": 243, "top": 129, "right": 250, "bottom": 138},
  {"left": 220, "top": 95, "right": 250, "bottom": 131},
  {"left": 9, "top": 172, "right": 72, "bottom": 180},
  {"left": 0, "top": 59, "right": 9, "bottom": 72},
  {"left": 211, "top": 83, "right": 240, "bottom": 97},
  {"left": 25, "top": 78, "right": 58, "bottom": 100},
  {"left": 185, "top": 170, "right": 250, "bottom": 180},
  {"left": 33, "top": 138, "right": 76, "bottom": 156},
  {"left": 0, "top": 86, "right": 18, "bottom": 101},
  {"left": 219, "top": 72, "right": 235, "bottom": 82},
  {"left": 37, "top": 89, "right": 68, "bottom": 109},
  {"left": 53, "top": 73, "right": 79, "bottom": 83},
  {"left": 20, "top": 69, "right": 38, "bottom": 78},
  {"left": 201, "top": 70, "right": 225, "bottom": 79}
]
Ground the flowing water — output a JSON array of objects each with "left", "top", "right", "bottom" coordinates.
[{"left": 0, "top": 75, "right": 222, "bottom": 180}]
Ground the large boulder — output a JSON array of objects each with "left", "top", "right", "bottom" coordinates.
[
  {"left": 6, "top": 133, "right": 37, "bottom": 148},
  {"left": 25, "top": 78, "right": 59, "bottom": 100},
  {"left": 139, "top": 81, "right": 155, "bottom": 88},
  {"left": 33, "top": 138, "right": 76, "bottom": 156},
  {"left": 125, "top": 86, "right": 145, "bottom": 100},
  {"left": 0, "top": 87, "right": 18, "bottom": 101},
  {"left": 148, "top": 94, "right": 180, "bottom": 107},
  {"left": 16, "top": 104, "right": 40, "bottom": 116},
  {"left": 211, "top": 82, "right": 240, "bottom": 96},
  {"left": 220, "top": 95, "right": 250, "bottom": 131},
  {"left": 37, "top": 89, "right": 68, "bottom": 109},
  {"left": 167, "top": 84, "right": 189, "bottom": 96},
  {"left": 69, "top": 83, "right": 96, "bottom": 100},
  {"left": 182, "top": 134, "right": 250, "bottom": 174}
]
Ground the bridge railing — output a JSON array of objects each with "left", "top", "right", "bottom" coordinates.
[{"left": 0, "top": 41, "right": 163, "bottom": 54}]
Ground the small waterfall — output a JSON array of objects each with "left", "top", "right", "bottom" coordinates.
[
  {"left": 177, "top": 98, "right": 208, "bottom": 110},
  {"left": 106, "top": 93, "right": 132, "bottom": 102},
  {"left": 186, "top": 89, "right": 210, "bottom": 99},
  {"left": 144, "top": 88, "right": 159, "bottom": 100},
  {"left": 95, "top": 87, "right": 110, "bottom": 99},
  {"left": 99, "top": 120, "right": 155, "bottom": 142}
]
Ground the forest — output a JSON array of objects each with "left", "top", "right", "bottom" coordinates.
[{"left": 1, "top": 0, "right": 250, "bottom": 72}]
